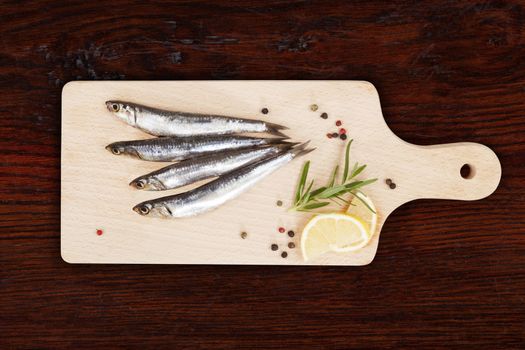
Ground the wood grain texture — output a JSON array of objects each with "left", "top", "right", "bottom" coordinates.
[
  {"left": 61, "top": 80, "right": 501, "bottom": 265},
  {"left": 1, "top": 0, "right": 524, "bottom": 348}
]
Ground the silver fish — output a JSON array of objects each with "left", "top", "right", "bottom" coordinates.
[
  {"left": 133, "top": 142, "right": 314, "bottom": 218},
  {"left": 106, "top": 101, "right": 288, "bottom": 137},
  {"left": 106, "top": 135, "right": 287, "bottom": 162},
  {"left": 130, "top": 143, "right": 296, "bottom": 191}
]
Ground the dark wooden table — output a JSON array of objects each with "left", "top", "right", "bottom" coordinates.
[{"left": 1, "top": 1, "right": 524, "bottom": 348}]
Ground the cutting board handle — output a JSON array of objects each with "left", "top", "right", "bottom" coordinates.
[{"left": 404, "top": 142, "right": 501, "bottom": 201}]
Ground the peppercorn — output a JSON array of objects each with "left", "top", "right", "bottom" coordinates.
[
  {"left": 340, "top": 134, "right": 347, "bottom": 140},
  {"left": 278, "top": 227, "right": 285, "bottom": 233},
  {"left": 271, "top": 244, "right": 278, "bottom": 251},
  {"left": 261, "top": 108, "right": 269, "bottom": 114},
  {"left": 288, "top": 242, "right": 295, "bottom": 249},
  {"left": 240, "top": 232, "right": 248, "bottom": 239},
  {"left": 335, "top": 120, "right": 342, "bottom": 126},
  {"left": 320, "top": 112, "right": 328, "bottom": 119},
  {"left": 389, "top": 183, "right": 397, "bottom": 189},
  {"left": 310, "top": 104, "right": 319, "bottom": 111},
  {"left": 287, "top": 230, "right": 295, "bottom": 238},
  {"left": 281, "top": 251, "right": 288, "bottom": 258}
]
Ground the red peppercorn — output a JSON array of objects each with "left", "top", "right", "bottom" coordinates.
[
  {"left": 326, "top": 133, "right": 333, "bottom": 139},
  {"left": 335, "top": 120, "right": 342, "bottom": 126},
  {"left": 339, "top": 128, "right": 346, "bottom": 134},
  {"left": 278, "top": 227, "right": 285, "bottom": 233},
  {"left": 96, "top": 229, "right": 103, "bottom": 236}
]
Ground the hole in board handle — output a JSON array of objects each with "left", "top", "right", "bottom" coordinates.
[{"left": 460, "top": 164, "right": 475, "bottom": 179}]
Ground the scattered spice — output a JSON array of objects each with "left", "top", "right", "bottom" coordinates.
[
  {"left": 271, "top": 244, "right": 279, "bottom": 251},
  {"left": 335, "top": 120, "right": 342, "bottom": 126},
  {"left": 240, "top": 231, "right": 248, "bottom": 239},
  {"left": 385, "top": 178, "right": 392, "bottom": 185},
  {"left": 339, "top": 128, "right": 346, "bottom": 135},
  {"left": 310, "top": 104, "right": 319, "bottom": 111},
  {"left": 281, "top": 251, "right": 288, "bottom": 258},
  {"left": 287, "top": 230, "right": 295, "bottom": 238},
  {"left": 261, "top": 107, "right": 269, "bottom": 114},
  {"left": 96, "top": 229, "right": 103, "bottom": 236},
  {"left": 278, "top": 227, "right": 285, "bottom": 233},
  {"left": 340, "top": 134, "right": 347, "bottom": 140},
  {"left": 276, "top": 200, "right": 283, "bottom": 207},
  {"left": 331, "top": 132, "right": 339, "bottom": 138},
  {"left": 288, "top": 242, "right": 295, "bottom": 249},
  {"left": 389, "top": 183, "right": 397, "bottom": 189},
  {"left": 320, "top": 112, "right": 328, "bottom": 119}
]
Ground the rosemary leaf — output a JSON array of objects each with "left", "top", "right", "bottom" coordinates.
[
  {"left": 328, "top": 165, "right": 339, "bottom": 187},
  {"left": 295, "top": 161, "right": 310, "bottom": 203},
  {"left": 309, "top": 186, "right": 327, "bottom": 198},
  {"left": 300, "top": 180, "right": 315, "bottom": 204},
  {"left": 350, "top": 191, "right": 376, "bottom": 214},
  {"left": 342, "top": 139, "right": 353, "bottom": 183},
  {"left": 316, "top": 184, "right": 348, "bottom": 199},
  {"left": 302, "top": 202, "right": 330, "bottom": 210},
  {"left": 351, "top": 164, "right": 366, "bottom": 179}
]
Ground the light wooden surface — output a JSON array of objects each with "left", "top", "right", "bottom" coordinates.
[{"left": 61, "top": 81, "right": 501, "bottom": 265}]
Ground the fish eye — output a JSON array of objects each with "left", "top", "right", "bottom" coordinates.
[
  {"left": 111, "top": 147, "right": 121, "bottom": 155},
  {"left": 139, "top": 205, "right": 150, "bottom": 215},
  {"left": 135, "top": 180, "right": 145, "bottom": 189},
  {"left": 111, "top": 103, "right": 120, "bottom": 112}
]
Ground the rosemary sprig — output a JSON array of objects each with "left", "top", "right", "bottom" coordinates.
[{"left": 289, "top": 140, "right": 377, "bottom": 212}]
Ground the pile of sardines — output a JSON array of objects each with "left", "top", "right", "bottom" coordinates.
[{"left": 105, "top": 101, "right": 313, "bottom": 218}]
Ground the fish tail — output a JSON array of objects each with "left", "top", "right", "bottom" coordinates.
[
  {"left": 265, "top": 136, "right": 290, "bottom": 144},
  {"left": 265, "top": 122, "right": 289, "bottom": 138},
  {"left": 274, "top": 141, "right": 300, "bottom": 152},
  {"left": 290, "top": 141, "right": 315, "bottom": 158}
]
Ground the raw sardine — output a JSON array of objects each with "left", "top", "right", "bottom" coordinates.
[
  {"left": 130, "top": 143, "right": 295, "bottom": 191},
  {"left": 106, "top": 135, "right": 287, "bottom": 162},
  {"left": 106, "top": 101, "right": 288, "bottom": 137},
  {"left": 132, "top": 142, "right": 314, "bottom": 218}
]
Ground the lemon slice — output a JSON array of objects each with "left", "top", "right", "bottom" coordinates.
[
  {"left": 346, "top": 192, "right": 377, "bottom": 242},
  {"left": 301, "top": 213, "right": 368, "bottom": 262}
]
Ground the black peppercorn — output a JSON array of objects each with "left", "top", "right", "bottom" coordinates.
[
  {"left": 271, "top": 244, "right": 278, "bottom": 251},
  {"left": 261, "top": 108, "right": 269, "bottom": 114},
  {"left": 320, "top": 112, "right": 328, "bottom": 119},
  {"left": 281, "top": 251, "right": 288, "bottom": 258},
  {"left": 287, "top": 230, "right": 295, "bottom": 237},
  {"left": 288, "top": 242, "right": 295, "bottom": 249},
  {"left": 340, "top": 134, "right": 347, "bottom": 140}
]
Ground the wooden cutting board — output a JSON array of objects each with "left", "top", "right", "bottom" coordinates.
[{"left": 61, "top": 81, "right": 501, "bottom": 265}]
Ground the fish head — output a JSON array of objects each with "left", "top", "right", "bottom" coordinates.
[
  {"left": 133, "top": 202, "right": 172, "bottom": 218},
  {"left": 105, "top": 142, "right": 141, "bottom": 159},
  {"left": 105, "top": 142, "right": 125, "bottom": 156},
  {"left": 106, "top": 101, "right": 137, "bottom": 126},
  {"left": 129, "top": 176, "right": 166, "bottom": 191}
]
